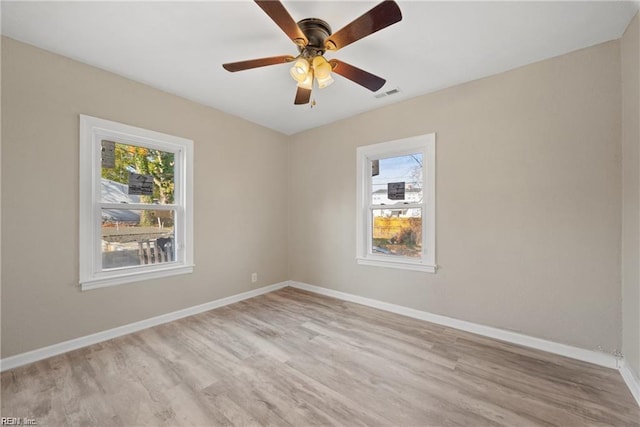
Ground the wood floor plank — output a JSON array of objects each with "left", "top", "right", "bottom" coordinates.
[{"left": 2, "top": 287, "right": 638, "bottom": 426}]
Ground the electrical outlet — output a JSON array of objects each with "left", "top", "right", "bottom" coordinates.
[{"left": 251, "top": 273, "right": 257, "bottom": 283}]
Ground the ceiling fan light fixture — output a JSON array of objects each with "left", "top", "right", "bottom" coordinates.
[
  {"left": 289, "top": 57, "right": 310, "bottom": 83},
  {"left": 222, "top": 1, "right": 402, "bottom": 105},
  {"left": 297, "top": 69, "right": 314, "bottom": 90}
]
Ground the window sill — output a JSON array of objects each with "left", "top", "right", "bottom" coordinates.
[
  {"left": 356, "top": 257, "right": 437, "bottom": 273},
  {"left": 81, "top": 264, "right": 194, "bottom": 291}
]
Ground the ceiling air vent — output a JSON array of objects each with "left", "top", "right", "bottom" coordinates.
[{"left": 375, "top": 87, "right": 401, "bottom": 99}]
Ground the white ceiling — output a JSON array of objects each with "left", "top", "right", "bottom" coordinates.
[{"left": 2, "top": 1, "right": 638, "bottom": 135}]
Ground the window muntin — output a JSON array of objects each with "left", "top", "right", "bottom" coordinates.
[
  {"left": 80, "top": 115, "right": 193, "bottom": 290},
  {"left": 356, "top": 134, "right": 436, "bottom": 273}
]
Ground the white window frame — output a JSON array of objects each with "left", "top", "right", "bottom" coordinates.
[
  {"left": 356, "top": 133, "right": 436, "bottom": 273},
  {"left": 79, "top": 115, "right": 194, "bottom": 290}
]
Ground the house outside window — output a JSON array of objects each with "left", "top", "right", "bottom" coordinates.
[
  {"left": 356, "top": 133, "right": 436, "bottom": 272},
  {"left": 79, "top": 115, "right": 194, "bottom": 290}
]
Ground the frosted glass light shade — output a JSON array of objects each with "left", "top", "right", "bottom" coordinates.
[
  {"left": 312, "top": 56, "right": 333, "bottom": 79},
  {"left": 316, "top": 73, "right": 334, "bottom": 88},
  {"left": 297, "top": 69, "right": 314, "bottom": 90},
  {"left": 290, "top": 58, "right": 310, "bottom": 83}
]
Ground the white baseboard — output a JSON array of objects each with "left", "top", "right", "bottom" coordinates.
[
  {"left": 288, "top": 281, "right": 619, "bottom": 370},
  {"left": 0, "top": 281, "right": 289, "bottom": 372},
  {"left": 619, "top": 358, "right": 640, "bottom": 406}
]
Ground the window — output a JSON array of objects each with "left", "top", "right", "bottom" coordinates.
[
  {"left": 79, "top": 115, "right": 194, "bottom": 290},
  {"left": 356, "top": 133, "right": 436, "bottom": 272}
]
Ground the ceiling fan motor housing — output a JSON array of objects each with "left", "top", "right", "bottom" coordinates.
[{"left": 297, "top": 18, "right": 332, "bottom": 58}]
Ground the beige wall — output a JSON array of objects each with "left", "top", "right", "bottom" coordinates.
[
  {"left": 622, "top": 12, "right": 640, "bottom": 380},
  {"left": 289, "top": 40, "right": 623, "bottom": 352},
  {"left": 1, "top": 37, "right": 289, "bottom": 358}
]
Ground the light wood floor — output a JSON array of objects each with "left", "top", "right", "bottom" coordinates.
[{"left": 2, "top": 287, "right": 639, "bottom": 426}]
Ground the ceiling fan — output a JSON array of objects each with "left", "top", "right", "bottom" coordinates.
[{"left": 222, "top": 0, "right": 402, "bottom": 105}]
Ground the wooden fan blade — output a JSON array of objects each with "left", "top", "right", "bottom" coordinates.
[
  {"left": 294, "top": 86, "right": 312, "bottom": 105},
  {"left": 223, "top": 55, "right": 294, "bottom": 72},
  {"left": 255, "top": 1, "right": 308, "bottom": 47},
  {"left": 329, "top": 59, "right": 386, "bottom": 92},
  {"left": 325, "top": 1, "right": 402, "bottom": 51}
]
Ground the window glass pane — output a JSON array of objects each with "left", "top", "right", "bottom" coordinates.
[
  {"left": 371, "top": 208, "right": 422, "bottom": 258},
  {"left": 102, "top": 209, "right": 175, "bottom": 269},
  {"left": 371, "top": 153, "right": 423, "bottom": 205},
  {"left": 101, "top": 141, "right": 175, "bottom": 205}
]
